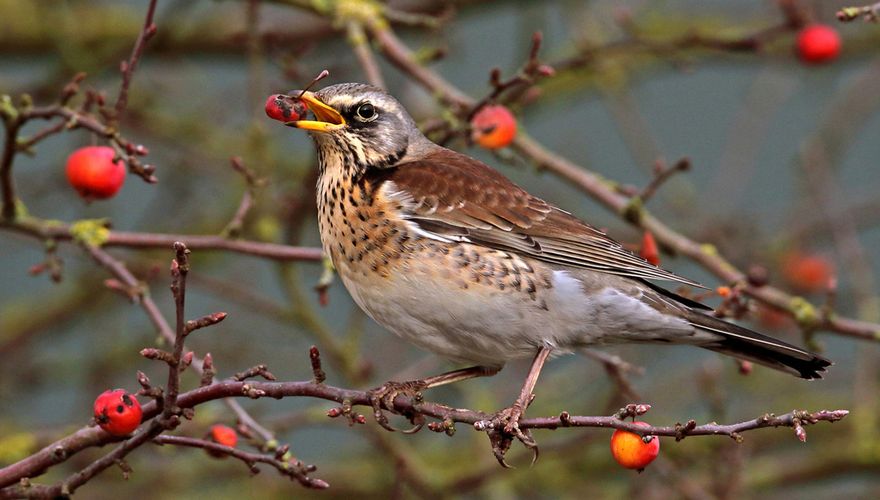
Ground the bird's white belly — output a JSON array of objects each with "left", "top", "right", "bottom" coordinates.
[{"left": 338, "top": 258, "right": 696, "bottom": 366}]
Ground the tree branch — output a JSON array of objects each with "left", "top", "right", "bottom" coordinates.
[
  {"left": 0, "top": 373, "right": 848, "bottom": 495},
  {"left": 2, "top": 216, "right": 322, "bottom": 262}
]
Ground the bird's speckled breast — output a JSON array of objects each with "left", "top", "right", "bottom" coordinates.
[
  {"left": 316, "top": 167, "right": 570, "bottom": 364},
  {"left": 316, "top": 168, "right": 409, "bottom": 279}
]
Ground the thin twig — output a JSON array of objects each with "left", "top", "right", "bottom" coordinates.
[
  {"left": 0, "top": 105, "right": 22, "bottom": 220},
  {"left": 162, "top": 243, "right": 190, "bottom": 422},
  {"left": 17, "top": 104, "right": 156, "bottom": 182},
  {"left": 16, "top": 119, "right": 66, "bottom": 151},
  {"left": 113, "top": 0, "right": 159, "bottom": 120},
  {"left": 222, "top": 157, "right": 261, "bottom": 238},
  {"left": 639, "top": 157, "right": 692, "bottom": 204},
  {"left": 151, "top": 435, "right": 328, "bottom": 489},
  {"left": 2, "top": 216, "right": 322, "bottom": 262},
  {"left": 347, "top": 21, "right": 386, "bottom": 89}
]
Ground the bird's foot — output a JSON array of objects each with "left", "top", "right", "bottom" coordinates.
[
  {"left": 478, "top": 398, "right": 539, "bottom": 468},
  {"left": 368, "top": 380, "right": 428, "bottom": 433}
]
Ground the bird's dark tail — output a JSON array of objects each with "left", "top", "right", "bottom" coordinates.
[{"left": 686, "top": 311, "right": 831, "bottom": 379}]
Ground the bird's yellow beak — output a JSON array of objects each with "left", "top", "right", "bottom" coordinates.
[{"left": 288, "top": 91, "right": 345, "bottom": 132}]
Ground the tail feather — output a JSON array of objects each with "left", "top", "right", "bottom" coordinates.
[{"left": 687, "top": 311, "right": 831, "bottom": 380}]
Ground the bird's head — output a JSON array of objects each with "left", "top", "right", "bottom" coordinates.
[{"left": 285, "top": 83, "right": 431, "bottom": 173}]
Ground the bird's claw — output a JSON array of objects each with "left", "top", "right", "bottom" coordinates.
[
  {"left": 368, "top": 380, "right": 427, "bottom": 433},
  {"left": 482, "top": 404, "right": 540, "bottom": 468}
]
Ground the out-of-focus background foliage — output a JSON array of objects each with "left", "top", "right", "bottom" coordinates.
[{"left": 2, "top": 0, "right": 880, "bottom": 498}]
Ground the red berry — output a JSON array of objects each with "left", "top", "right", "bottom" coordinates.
[
  {"left": 639, "top": 231, "right": 660, "bottom": 266},
  {"left": 610, "top": 421, "right": 660, "bottom": 471},
  {"left": 93, "top": 389, "right": 142, "bottom": 436},
  {"left": 210, "top": 424, "right": 238, "bottom": 448},
  {"left": 66, "top": 146, "right": 126, "bottom": 200},
  {"left": 471, "top": 105, "right": 517, "bottom": 149},
  {"left": 265, "top": 94, "right": 308, "bottom": 123},
  {"left": 781, "top": 252, "right": 834, "bottom": 293},
  {"left": 797, "top": 25, "right": 841, "bottom": 65},
  {"left": 206, "top": 424, "right": 238, "bottom": 458}
]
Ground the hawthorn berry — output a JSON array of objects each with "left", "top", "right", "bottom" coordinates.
[
  {"left": 639, "top": 231, "right": 660, "bottom": 266},
  {"left": 207, "top": 424, "right": 238, "bottom": 458},
  {"left": 781, "top": 252, "right": 834, "bottom": 293},
  {"left": 610, "top": 421, "right": 660, "bottom": 471},
  {"left": 66, "top": 146, "right": 126, "bottom": 200},
  {"left": 796, "top": 24, "right": 842, "bottom": 65},
  {"left": 471, "top": 104, "right": 517, "bottom": 149},
  {"left": 265, "top": 94, "right": 308, "bottom": 123},
  {"left": 93, "top": 389, "right": 142, "bottom": 436}
]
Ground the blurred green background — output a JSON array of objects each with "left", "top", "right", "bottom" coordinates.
[{"left": 2, "top": 0, "right": 880, "bottom": 498}]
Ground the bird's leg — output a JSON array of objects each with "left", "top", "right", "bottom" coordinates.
[
  {"left": 370, "top": 365, "right": 502, "bottom": 433},
  {"left": 488, "top": 346, "right": 552, "bottom": 467},
  {"left": 505, "top": 346, "right": 552, "bottom": 433}
]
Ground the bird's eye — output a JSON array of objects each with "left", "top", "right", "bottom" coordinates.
[{"left": 355, "top": 102, "right": 377, "bottom": 122}]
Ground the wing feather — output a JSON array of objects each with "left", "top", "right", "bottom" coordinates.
[{"left": 369, "top": 148, "right": 702, "bottom": 287}]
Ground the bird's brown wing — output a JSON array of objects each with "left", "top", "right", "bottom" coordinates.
[{"left": 369, "top": 148, "right": 702, "bottom": 287}]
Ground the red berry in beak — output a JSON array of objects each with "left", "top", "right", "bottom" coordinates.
[{"left": 265, "top": 94, "right": 309, "bottom": 123}]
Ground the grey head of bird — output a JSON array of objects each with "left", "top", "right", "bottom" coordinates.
[{"left": 286, "top": 83, "right": 435, "bottom": 173}]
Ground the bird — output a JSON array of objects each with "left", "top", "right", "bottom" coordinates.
[{"left": 275, "top": 82, "right": 831, "bottom": 462}]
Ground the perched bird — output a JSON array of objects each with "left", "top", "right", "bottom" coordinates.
[{"left": 275, "top": 83, "right": 830, "bottom": 460}]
